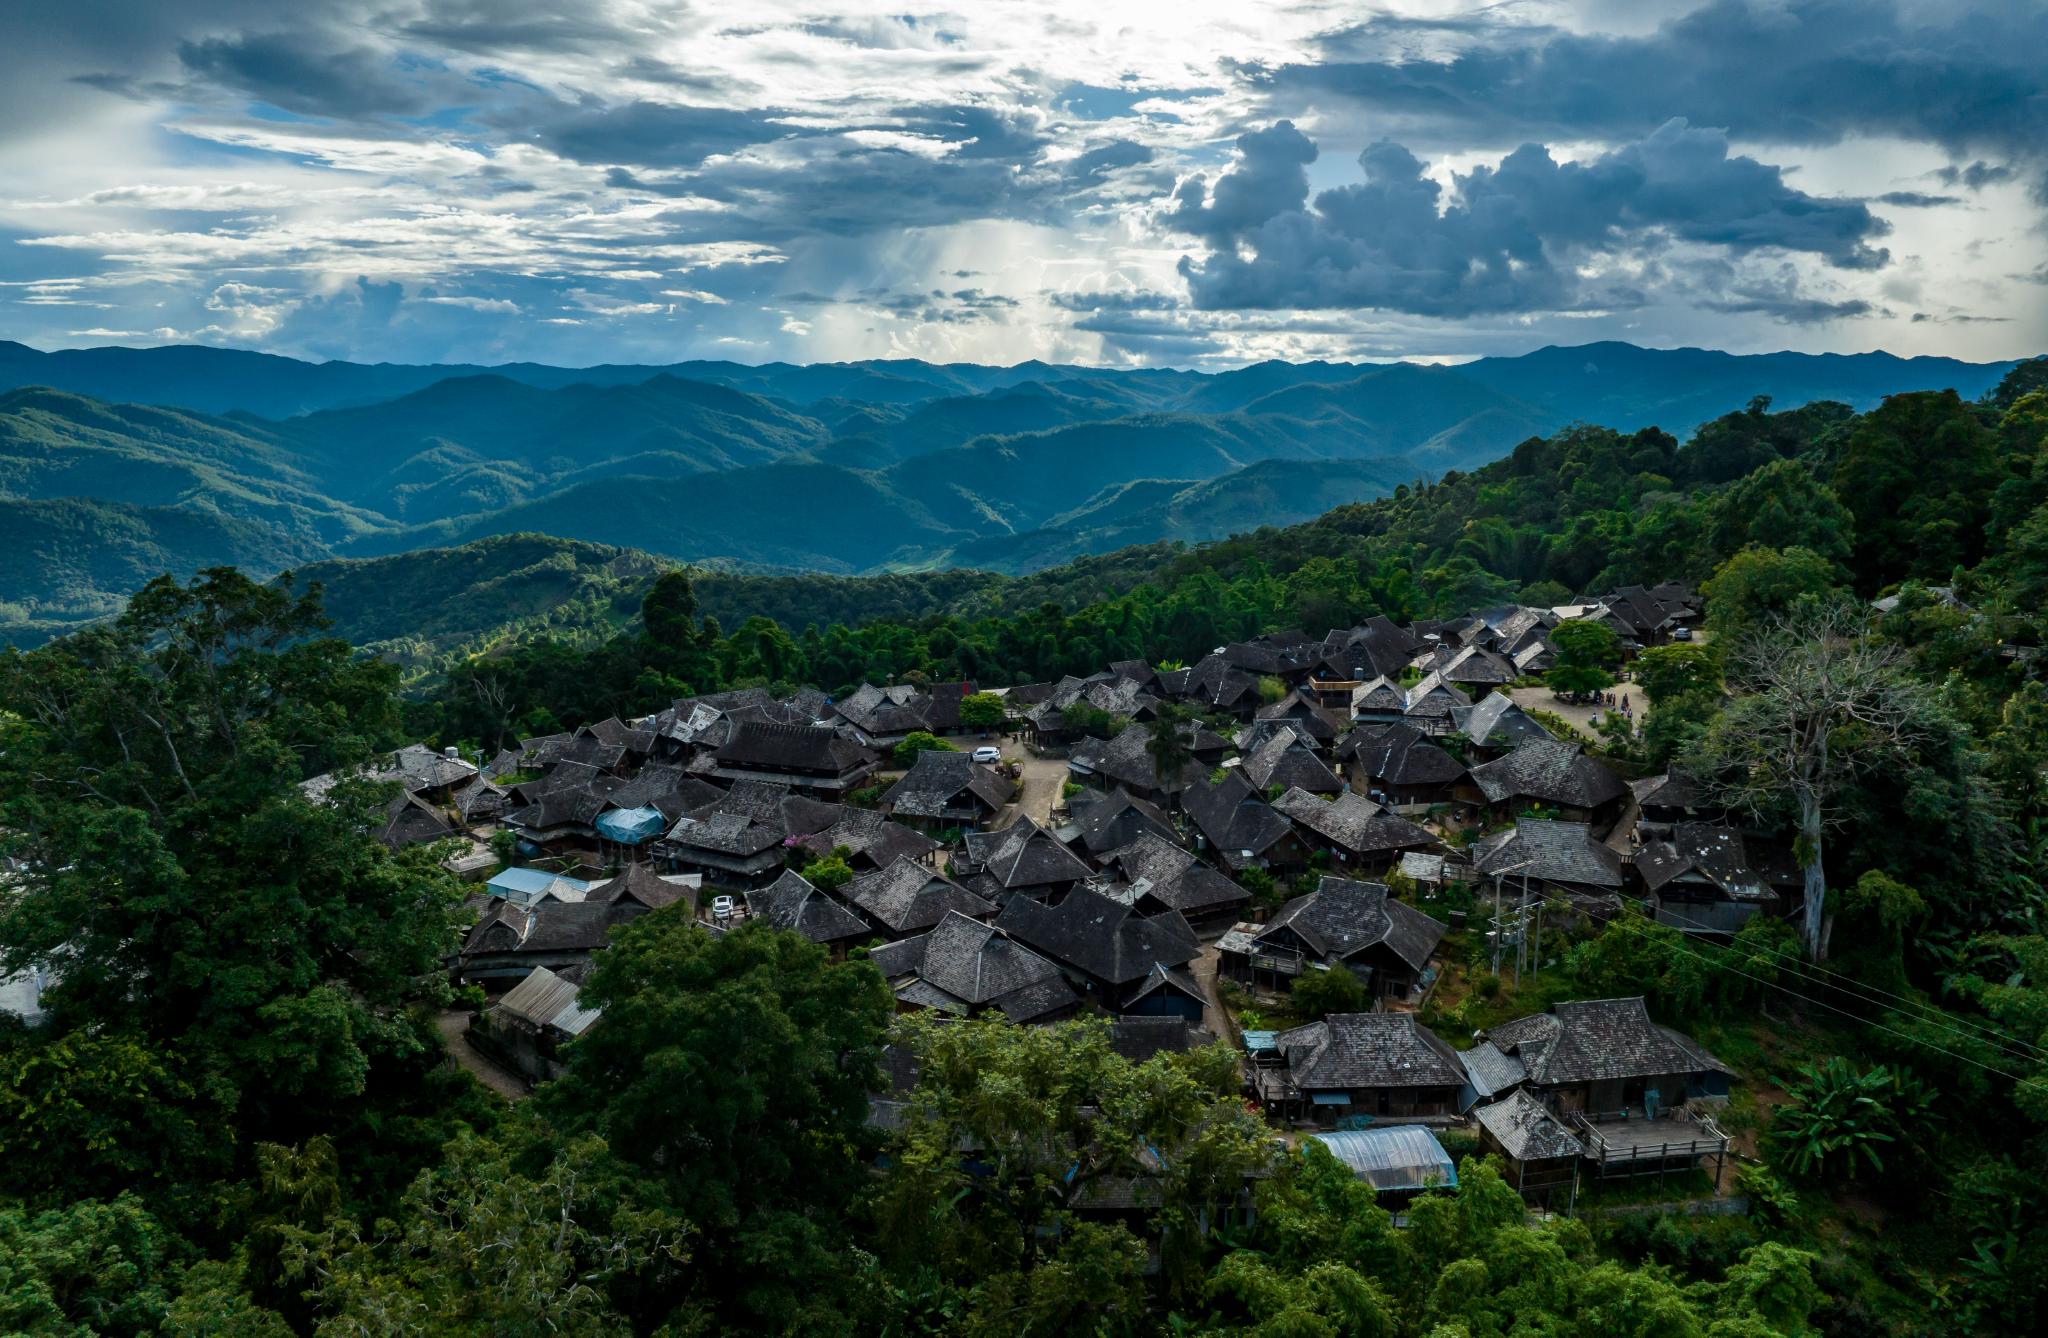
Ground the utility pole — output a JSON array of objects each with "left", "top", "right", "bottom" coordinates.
[{"left": 1492, "top": 873, "right": 1504, "bottom": 977}]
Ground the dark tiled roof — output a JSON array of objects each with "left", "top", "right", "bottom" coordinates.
[
  {"left": 747, "top": 870, "right": 872, "bottom": 945},
  {"left": 588, "top": 863, "right": 696, "bottom": 915},
  {"left": 1485, "top": 997, "right": 1729, "bottom": 1086},
  {"left": 961, "top": 817, "right": 1093, "bottom": 890},
  {"left": 1240, "top": 729, "right": 1343, "bottom": 794},
  {"left": 381, "top": 791, "right": 455, "bottom": 850},
  {"left": 1451, "top": 692, "right": 1551, "bottom": 750},
  {"left": 1631, "top": 770, "right": 1711, "bottom": 812},
  {"left": 1060, "top": 788, "right": 1178, "bottom": 857},
  {"left": 1270, "top": 788, "right": 1436, "bottom": 856},
  {"left": 1635, "top": 824, "right": 1777, "bottom": 902},
  {"left": 1069, "top": 722, "right": 1211, "bottom": 794},
  {"left": 1459, "top": 1041, "right": 1527, "bottom": 1100},
  {"left": 848, "top": 857, "right": 996, "bottom": 934},
  {"left": 1469, "top": 737, "right": 1626, "bottom": 809},
  {"left": 1337, "top": 722, "right": 1466, "bottom": 786},
  {"left": 716, "top": 721, "right": 874, "bottom": 775},
  {"left": 1097, "top": 832, "right": 1250, "bottom": 916},
  {"left": 1274, "top": 1013, "right": 1464, "bottom": 1090},
  {"left": 881, "top": 749, "right": 1017, "bottom": 817},
  {"left": 1472, "top": 818, "right": 1624, "bottom": 888},
  {"left": 462, "top": 899, "right": 625, "bottom": 956},
  {"left": 995, "top": 889, "right": 1198, "bottom": 986},
  {"left": 1260, "top": 876, "right": 1447, "bottom": 972},
  {"left": 1475, "top": 1089, "right": 1584, "bottom": 1160},
  {"left": 872, "top": 911, "right": 1071, "bottom": 1012},
  {"left": 1182, "top": 772, "right": 1293, "bottom": 861},
  {"left": 795, "top": 806, "right": 940, "bottom": 867}
]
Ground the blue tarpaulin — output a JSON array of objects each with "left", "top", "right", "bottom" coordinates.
[{"left": 595, "top": 806, "right": 666, "bottom": 845}]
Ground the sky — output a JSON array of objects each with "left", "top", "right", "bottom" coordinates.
[{"left": 0, "top": 0, "right": 2042, "bottom": 369}]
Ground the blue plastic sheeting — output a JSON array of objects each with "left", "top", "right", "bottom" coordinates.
[
  {"left": 1310, "top": 1092, "right": 1351, "bottom": 1106},
  {"left": 1307, "top": 1127, "right": 1458, "bottom": 1194},
  {"left": 595, "top": 806, "right": 666, "bottom": 844}
]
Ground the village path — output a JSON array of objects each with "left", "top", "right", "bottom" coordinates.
[
  {"left": 435, "top": 1008, "right": 530, "bottom": 1102},
  {"left": 1506, "top": 684, "right": 1648, "bottom": 744},
  {"left": 1190, "top": 942, "right": 1238, "bottom": 1051},
  {"left": 995, "top": 740, "right": 1067, "bottom": 829}
]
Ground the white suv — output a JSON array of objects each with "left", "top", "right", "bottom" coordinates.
[{"left": 971, "top": 745, "right": 1002, "bottom": 764}]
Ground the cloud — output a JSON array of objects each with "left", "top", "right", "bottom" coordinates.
[
  {"left": 177, "top": 31, "right": 451, "bottom": 119},
  {"left": 1934, "top": 161, "right": 2018, "bottom": 191},
  {"left": 1874, "top": 191, "right": 1962, "bottom": 208},
  {"left": 534, "top": 101, "right": 792, "bottom": 169},
  {"left": 1259, "top": 0, "right": 2047, "bottom": 185},
  {"left": 1169, "top": 119, "right": 1887, "bottom": 316}
]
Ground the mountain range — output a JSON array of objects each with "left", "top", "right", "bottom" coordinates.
[{"left": 0, "top": 337, "right": 2021, "bottom": 645}]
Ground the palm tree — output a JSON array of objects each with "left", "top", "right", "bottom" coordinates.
[{"left": 1146, "top": 704, "right": 1196, "bottom": 810}]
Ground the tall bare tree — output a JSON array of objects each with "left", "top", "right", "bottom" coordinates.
[{"left": 1698, "top": 602, "right": 1940, "bottom": 961}]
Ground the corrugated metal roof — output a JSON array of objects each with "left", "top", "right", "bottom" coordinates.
[
  {"left": 492, "top": 966, "right": 600, "bottom": 1036},
  {"left": 1307, "top": 1126, "right": 1458, "bottom": 1193}
]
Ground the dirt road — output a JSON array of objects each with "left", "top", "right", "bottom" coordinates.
[{"left": 994, "top": 739, "right": 1069, "bottom": 829}]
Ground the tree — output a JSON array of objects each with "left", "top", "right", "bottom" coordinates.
[
  {"left": 805, "top": 853, "right": 854, "bottom": 893},
  {"left": 1706, "top": 459, "right": 1854, "bottom": 566},
  {"left": 1701, "top": 545, "right": 1840, "bottom": 645},
  {"left": 0, "top": 1195, "right": 177, "bottom": 1336},
  {"left": 1146, "top": 703, "right": 1198, "bottom": 805},
  {"left": 1697, "top": 603, "right": 1948, "bottom": 959},
  {"left": 1634, "top": 642, "right": 1721, "bottom": 706},
  {"left": 0, "top": 571, "right": 465, "bottom": 1221},
  {"left": 537, "top": 915, "right": 891, "bottom": 1331},
  {"left": 1547, "top": 619, "right": 1618, "bottom": 700},
  {"left": 893, "top": 730, "right": 958, "bottom": 767},
  {"left": 1290, "top": 964, "right": 1368, "bottom": 1017},
  {"left": 958, "top": 690, "right": 1007, "bottom": 732},
  {"left": 1832, "top": 390, "right": 2003, "bottom": 587}
]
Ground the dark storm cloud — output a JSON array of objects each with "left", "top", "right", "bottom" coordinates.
[
  {"left": 1705, "top": 294, "right": 1872, "bottom": 324},
  {"left": 1168, "top": 119, "right": 1887, "bottom": 316},
  {"left": 1260, "top": 0, "right": 2047, "bottom": 183},
  {"left": 177, "top": 31, "right": 452, "bottom": 118},
  {"left": 534, "top": 101, "right": 794, "bottom": 169},
  {"left": 1875, "top": 192, "right": 1963, "bottom": 208},
  {"left": 1934, "top": 161, "right": 2018, "bottom": 191}
]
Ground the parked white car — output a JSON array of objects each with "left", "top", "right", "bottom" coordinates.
[
  {"left": 971, "top": 745, "right": 1002, "bottom": 764},
  {"left": 711, "top": 895, "right": 736, "bottom": 919}
]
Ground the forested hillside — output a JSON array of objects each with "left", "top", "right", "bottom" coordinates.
[{"left": 0, "top": 341, "right": 2019, "bottom": 643}]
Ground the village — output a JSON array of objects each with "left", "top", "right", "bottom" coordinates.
[{"left": 326, "top": 580, "right": 1780, "bottom": 1217}]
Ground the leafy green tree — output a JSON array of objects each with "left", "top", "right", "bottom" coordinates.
[
  {"left": 805, "top": 853, "right": 855, "bottom": 893},
  {"left": 1706, "top": 459, "right": 1854, "bottom": 566},
  {"left": 1701, "top": 545, "right": 1840, "bottom": 645},
  {"left": 0, "top": 571, "right": 466, "bottom": 1221},
  {"left": 1146, "top": 703, "right": 1198, "bottom": 804},
  {"left": 893, "top": 730, "right": 959, "bottom": 767},
  {"left": 958, "top": 690, "right": 1007, "bottom": 732},
  {"left": 1564, "top": 913, "right": 1709, "bottom": 1016},
  {"left": 538, "top": 915, "right": 892, "bottom": 1331},
  {"left": 1291, "top": 964, "right": 1369, "bottom": 1017},
  {"left": 1634, "top": 642, "right": 1721, "bottom": 705},
  {"left": 1833, "top": 390, "right": 2003, "bottom": 587},
  {"left": 1547, "top": 619, "right": 1619, "bottom": 699},
  {"left": 0, "top": 1195, "right": 176, "bottom": 1336}
]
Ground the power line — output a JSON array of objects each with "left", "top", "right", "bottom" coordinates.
[
  {"left": 1514, "top": 887, "right": 2032, "bottom": 1086},
  {"left": 1581, "top": 880, "right": 2048, "bottom": 1064}
]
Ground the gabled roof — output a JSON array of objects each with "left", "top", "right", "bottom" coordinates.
[
  {"left": 1069, "top": 722, "right": 1211, "bottom": 794},
  {"left": 1469, "top": 737, "right": 1626, "bottom": 809},
  {"left": 1451, "top": 692, "right": 1551, "bottom": 750},
  {"left": 1635, "top": 823, "right": 1779, "bottom": 903},
  {"left": 961, "top": 817, "right": 1093, "bottom": 890},
  {"left": 462, "top": 899, "right": 625, "bottom": 956},
  {"left": 793, "top": 804, "right": 941, "bottom": 867},
  {"left": 1338, "top": 722, "right": 1466, "bottom": 786},
  {"left": 848, "top": 857, "right": 996, "bottom": 934},
  {"left": 1472, "top": 818, "right": 1625, "bottom": 888},
  {"left": 747, "top": 870, "right": 871, "bottom": 945},
  {"left": 1260, "top": 876, "right": 1446, "bottom": 972},
  {"left": 1458, "top": 1041, "right": 1527, "bottom": 1101},
  {"left": 1182, "top": 771, "right": 1294, "bottom": 864},
  {"left": 1434, "top": 644, "right": 1519, "bottom": 685},
  {"left": 715, "top": 722, "right": 874, "bottom": 775},
  {"left": 1095, "top": 831, "right": 1250, "bottom": 916},
  {"left": 1475, "top": 1089, "right": 1583, "bottom": 1160},
  {"left": 881, "top": 749, "right": 1017, "bottom": 817},
  {"left": 1631, "top": 770, "right": 1712, "bottom": 812},
  {"left": 1484, "top": 997, "right": 1729, "bottom": 1086},
  {"left": 491, "top": 965, "right": 601, "bottom": 1037},
  {"left": 1108, "top": 1016, "right": 1215, "bottom": 1063},
  {"left": 381, "top": 791, "right": 455, "bottom": 850},
  {"left": 1403, "top": 672, "right": 1472, "bottom": 719},
  {"left": 1059, "top": 788, "right": 1179, "bottom": 857},
  {"left": 1350, "top": 675, "right": 1410, "bottom": 713},
  {"left": 1274, "top": 1013, "right": 1464, "bottom": 1090},
  {"left": 1240, "top": 728, "right": 1344, "bottom": 794},
  {"left": 869, "top": 910, "right": 1075, "bottom": 1015},
  {"left": 587, "top": 863, "right": 697, "bottom": 915},
  {"left": 995, "top": 889, "right": 1198, "bottom": 986},
  {"left": 1270, "top": 788, "right": 1436, "bottom": 856}
]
